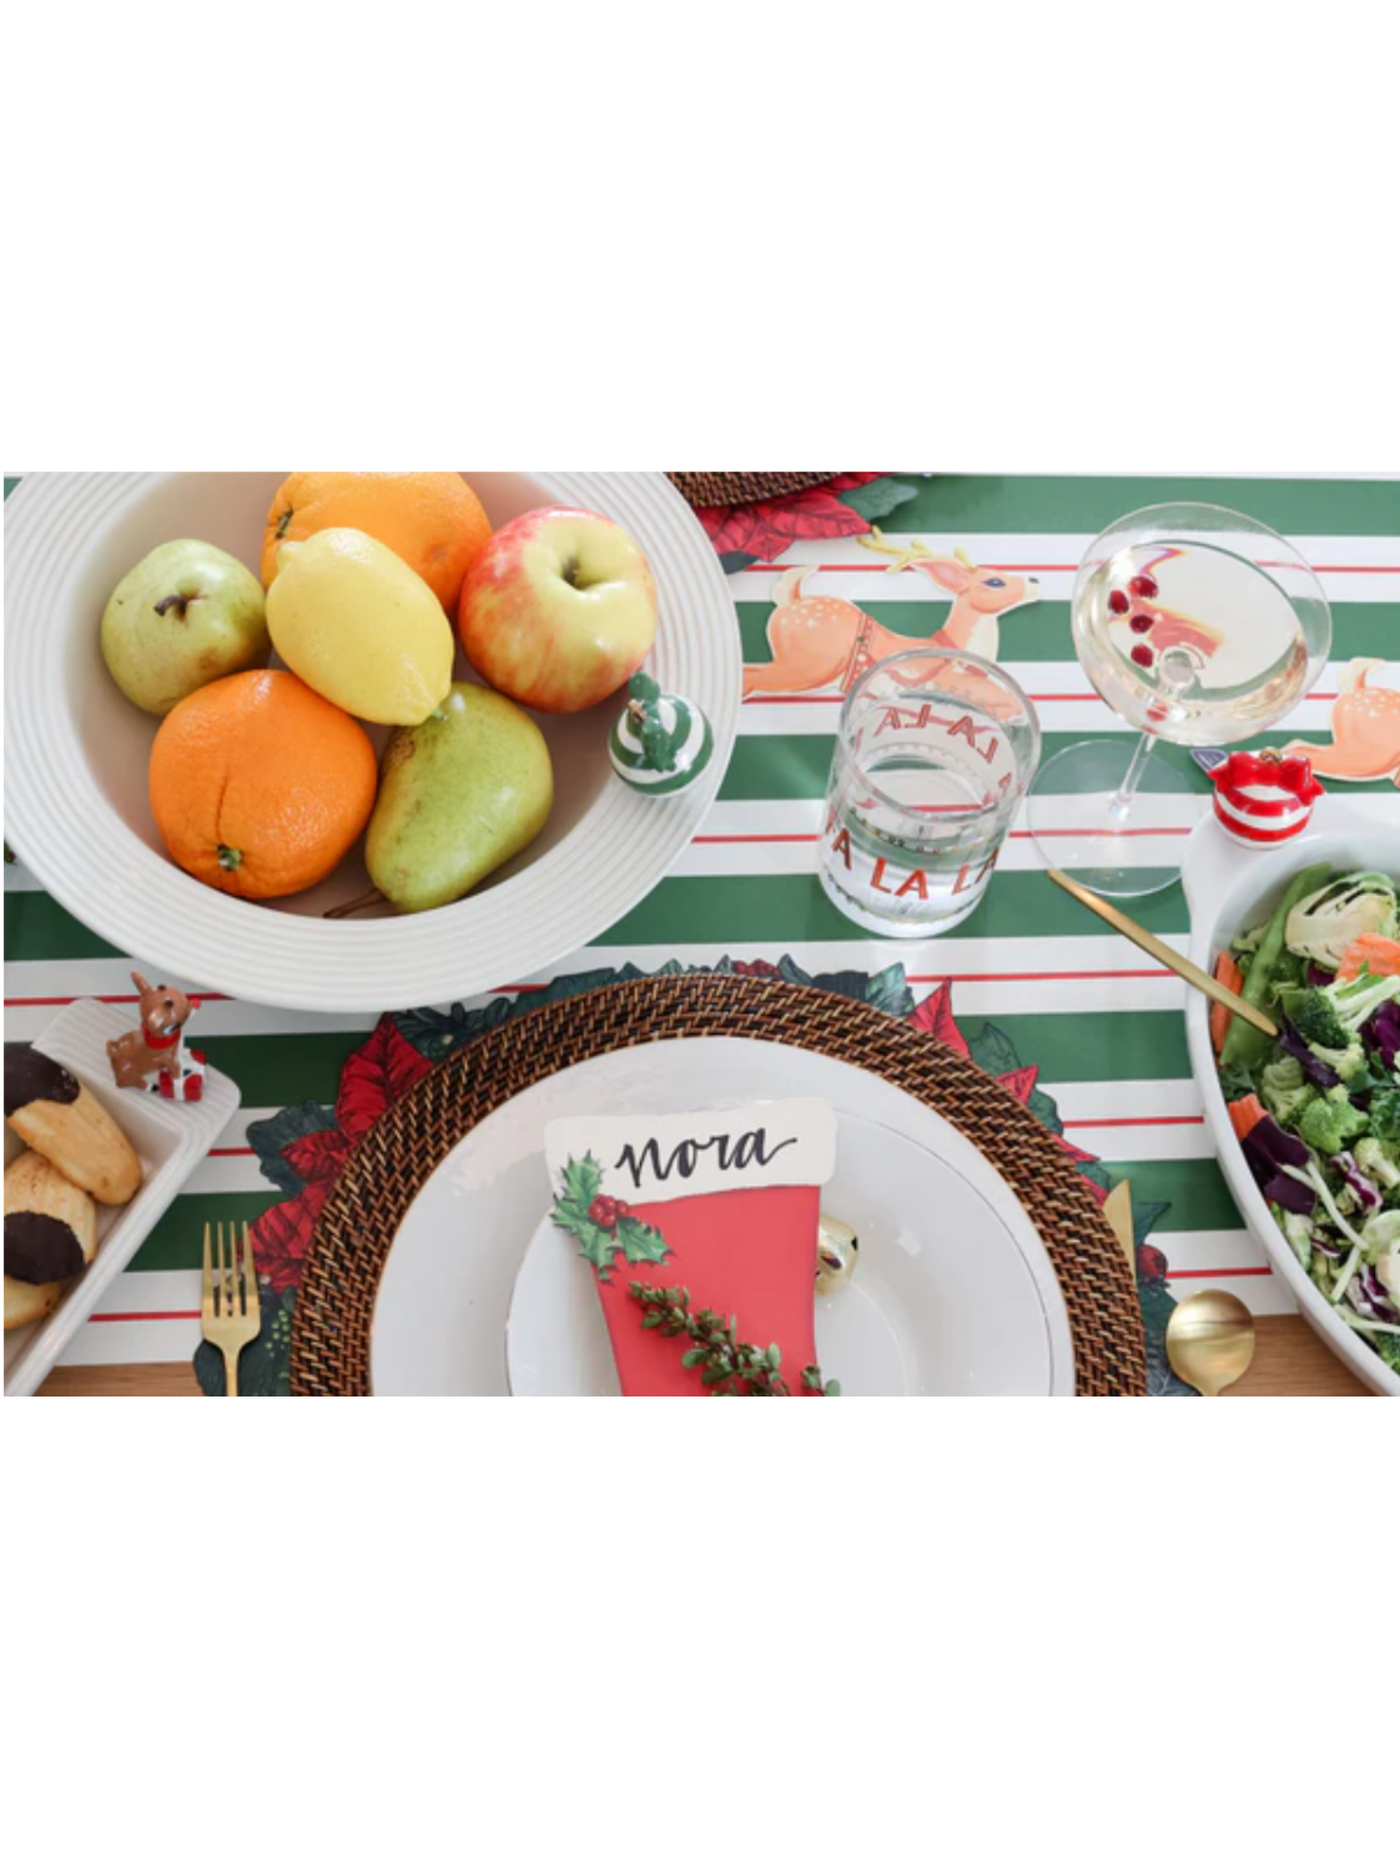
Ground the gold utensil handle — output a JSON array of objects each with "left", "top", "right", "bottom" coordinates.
[{"left": 1047, "top": 868, "right": 1278, "bottom": 1038}]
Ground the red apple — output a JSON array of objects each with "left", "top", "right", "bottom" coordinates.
[{"left": 457, "top": 506, "right": 658, "bottom": 713}]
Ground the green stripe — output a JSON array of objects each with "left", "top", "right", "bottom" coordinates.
[
  {"left": 721, "top": 728, "right": 1400, "bottom": 801},
  {"left": 738, "top": 600, "right": 1399, "bottom": 668},
  {"left": 198, "top": 1031, "right": 371, "bottom": 1106},
  {"left": 962, "top": 1012, "right": 1189, "bottom": 1083},
  {"left": 603, "top": 869, "right": 1187, "bottom": 947},
  {"left": 1099, "top": 1156, "right": 1243, "bottom": 1233},
  {"left": 4, "top": 892, "right": 125, "bottom": 961},
  {"left": 880, "top": 475, "right": 1400, "bottom": 538},
  {"left": 130, "top": 1193, "right": 281, "bottom": 1273}
]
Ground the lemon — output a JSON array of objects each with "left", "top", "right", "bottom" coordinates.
[{"left": 266, "top": 528, "right": 454, "bottom": 725}]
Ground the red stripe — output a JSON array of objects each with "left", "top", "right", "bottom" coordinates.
[
  {"left": 744, "top": 561, "right": 1399, "bottom": 575},
  {"left": 89, "top": 1309, "right": 202, "bottom": 1323},
  {"left": 906, "top": 968, "right": 1173, "bottom": 981},
  {"left": 691, "top": 829, "right": 1193, "bottom": 843},
  {"left": 742, "top": 690, "right": 1339, "bottom": 706},
  {"left": 1062, "top": 1115, "right": 1204, "bottom": 1128},
  {"left": 209, "top": 1146, "right": 255, "bottom": 1157},
  {"left": 1165, "top": 1266, "right": 1273, "bottom": 1280},
  {"left": 4, "top": 992, "right": 232, "bottom": 1008}
]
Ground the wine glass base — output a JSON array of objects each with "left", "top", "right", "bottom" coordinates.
[{"left": 1027, "top": 740, "right": 1197, "bottom": 899}]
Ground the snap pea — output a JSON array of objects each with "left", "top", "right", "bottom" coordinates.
[{"left": 1219, "top": 862, "right": 1334, "bottom": 1070}]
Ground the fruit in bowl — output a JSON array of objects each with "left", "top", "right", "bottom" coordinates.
[
  {"left": 367, "top": 683, "right": 554, "bottom": 913},
  {"left": 458, "top": 506, "right": 658, "bottom": 714},
  {"left": 149, "top": 669, "right": 378, "bottom": 900},
  {"left": 261, "top": 471, "right": 492, "bottom": 613},
  {"left": 266, "top": 528, "right": 455, "bottom": 726},
  {"left": 100, "top": 539, "right": 270, "bottom": 715}
]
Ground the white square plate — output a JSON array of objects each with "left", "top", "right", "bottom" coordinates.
[{"left": 5, "top": 999, "right": 239, "bottom": 1396}]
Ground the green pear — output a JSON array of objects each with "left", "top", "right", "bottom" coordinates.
[
  {"left": 101, "top": 539, "right": 269, "bottom": 715},
  {"left": 367, "top": 683, "right": 554, "bottom": 913}
]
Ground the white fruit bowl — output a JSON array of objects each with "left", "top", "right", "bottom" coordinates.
[
  {"left": 4, "top": 473, "right": 740, "bottom": 1013},
  {"left": 1182, "top": 802, "right": 1400, "bottom": 1397}
]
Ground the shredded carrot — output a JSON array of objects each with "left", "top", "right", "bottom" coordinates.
[
  {"left": 1336, "top": 933, "right": 1400, "bottom": 982},
  {"left": 1227, "top": 1094, "right": 1267, "bottom": 1142},
  {"left": 1211, "top": 950, "right": 1245, "bottom": 1055}
]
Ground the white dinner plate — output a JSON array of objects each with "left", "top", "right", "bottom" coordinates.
[
  {"left": 4, "top": 472, "right": 740, "bottom": 1013},
  {"left": 370, "top": 1038, "right": 1076, "bottom": 1395}
]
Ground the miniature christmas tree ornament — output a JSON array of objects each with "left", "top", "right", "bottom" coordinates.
[{"left": 609, "top": 671, "right": 714, "bottom": 796}]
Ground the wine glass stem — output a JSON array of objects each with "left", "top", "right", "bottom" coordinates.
[{"left": 1109, "top": 732, "right": 1156, "bottom": 823}]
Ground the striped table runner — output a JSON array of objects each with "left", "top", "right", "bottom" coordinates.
[{"left": 5, "top": 473, "right": 1397, "bottom": 1377}]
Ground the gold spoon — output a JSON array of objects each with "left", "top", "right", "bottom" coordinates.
[
  {"left": 1165, "top": 1289, "right": 1257, "bottom": 1396},
  {"left": 1047, "top": 868, "right": 1278, "bottom": 1037}
]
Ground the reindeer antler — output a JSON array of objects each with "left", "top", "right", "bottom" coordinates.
[{"left": 860, "top": 526, "right": 939, "bottom": 574}]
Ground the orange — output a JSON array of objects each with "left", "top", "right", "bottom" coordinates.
[
  {"left": 149, "top": 671, "right": 377, "bottom": 900},
  {"left": 261, "top": 472, "right": 492, "bottom": 611}
]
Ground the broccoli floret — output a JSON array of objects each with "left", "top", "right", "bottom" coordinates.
[
  {"left": 1370, "top": 1087, "right": 1400, "bottom": 1143},
  {"left": 1279, "top": 973, "right": 1400, "bottom": 1069},
  {"left": 1355, "top": 1137, "right": 1400, "bottom": 1190},
  {"left": 1280, "top": 988, "right": 1353, "bottom": 1051},
  {"left": 1298, "top": 1085, "right": 1370, "bottom": 1157},
  {"left": 1259, "top": 1053, "right": 1318, "bottom": 1129}
]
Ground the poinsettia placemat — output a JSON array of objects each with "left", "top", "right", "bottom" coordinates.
[{"left": 191, "top": 956, "right": 1185, "bottom": 1396}]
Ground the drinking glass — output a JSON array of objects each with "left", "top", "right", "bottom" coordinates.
[
  {"left": 1027, "top": 503, "right": 1332, "bottom": 898},
  {"left": 819, "top": 647, "right": 1040, "bottom": 937}
]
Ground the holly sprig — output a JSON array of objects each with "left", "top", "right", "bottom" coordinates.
[
  {"left": 630, "top": 1282, "right": 839, "bottom": 1397},
  {"left": 550, "top": 1154, "right": 670, "bottom": 1283}
]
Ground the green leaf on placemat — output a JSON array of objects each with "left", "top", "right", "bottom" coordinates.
[
  {"left": 1025, "top": 1083, "right": 1063, "bottom": 1135},
  {"left": 194, "top": 1287, "right": 294, "bottom": 1397},
  {"left": 1132, "top": 1198, "right": 1172, "bottom": 1245},
  {"left": 246, "top": 1100, "right": 338, "bottom": 1196},
  {"left": 1138, "top": 1279, "right": 1196, "bottom": 1397},
  {"left": 966, "top": 1021, "right": 1020, "bottom": 1079},
  {"left": 837, "top": 479, "right": 921, "bottom": 523}
]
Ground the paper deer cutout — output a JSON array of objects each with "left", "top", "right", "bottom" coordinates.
[
  {"left": 742, "top": 531, "right": 1039, "bottom": 698},
  {"left": 1284, "top": 658, "right": 1400, "bottom": 785}
]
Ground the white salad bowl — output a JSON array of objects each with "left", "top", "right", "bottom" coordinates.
[
  {"left": 4, "top": 472, "right": 740, "bottom": 1014},
  {"left": 1183, "top": 801, "right": 1400, "bottom": 1396}
]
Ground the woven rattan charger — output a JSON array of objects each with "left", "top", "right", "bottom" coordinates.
[{"left": 291, "top": 974, "right": 1147, "bottom": 1396}]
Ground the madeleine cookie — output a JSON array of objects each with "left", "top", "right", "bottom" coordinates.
[
  {"left": 5, "top": 1045, "right": 142, "bottom": 1205},
  {"left": 4, "top": 1149, "right": 99, "bottom": 1330}
]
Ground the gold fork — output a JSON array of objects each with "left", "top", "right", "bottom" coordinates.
[{"left": 202, "top": 1221, "right": 261, "bottom": 1397}]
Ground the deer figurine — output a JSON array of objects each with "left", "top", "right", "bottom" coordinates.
[
  {"left": 1285, "top": 659, "right": 1400, "bottom": 784},
  {"left": 741, "top": 530, "right": 1039, "bottom": 698},
  {"left": 107, "top": 972, "right": 205, "bottom": 1098}
]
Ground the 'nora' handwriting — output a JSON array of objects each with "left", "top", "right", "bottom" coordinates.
[{"left": 615, "top": 1126, "right": 799, "bottom": 1190}]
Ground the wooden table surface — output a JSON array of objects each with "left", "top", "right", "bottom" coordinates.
[{"left": 35, "top": 1314, "right": 1371, "bottom": 1396}]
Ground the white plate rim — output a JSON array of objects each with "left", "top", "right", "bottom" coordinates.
[
  {"left": 4, "top": 472, "right": 741, "bottom": 1013},
  {"left": 370, "top": 1036, "right": 1078, "bottom": 1396}
]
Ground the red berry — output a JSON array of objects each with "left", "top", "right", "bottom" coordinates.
[
  {"left": 1130, "top": 644, "right": 1154, "bottom": 668},
  {"left": 1108, "top": 589, "right": 1130, "bottom": 614},
  {"left": 588, "top": 1195, "right": 620, "bottom": 1230},
  {"left": 1129, "top": 613, "right": 1153, "bottom": 634},
  {"left": 1129, "top": 573, "right": 1159, "bottom": 598}
]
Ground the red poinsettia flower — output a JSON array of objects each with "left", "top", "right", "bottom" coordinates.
[
  {"left": 905, "top": 981, "right": 970, "bottom": 1056},
  {"left": 251, "top": 1177, "right": 335, "bottom": 1294},
  {"left": 336, "top": 1014, "right": 434, "bottom": 1141},
  {"left": 695, "top": 473, "right": 889, "bottom": 565},
  {"left": 1137, "top": 1244, "right": 1168, "bottom": 1283},
  {"left": 732, "top": 959, "right": 785, "bottom": 979}
]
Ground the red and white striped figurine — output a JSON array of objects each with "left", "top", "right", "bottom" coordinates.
[{"left": 1208, "top": 748, "right": 1324, "bottom": 845}]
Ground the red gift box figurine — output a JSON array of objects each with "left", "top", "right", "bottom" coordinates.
[
  {"left": 106, "top": 971, "right": 206, "bottom": 1101},
  {"left": 1209, "top": 749, "right": 1324, "bottom": 846}
]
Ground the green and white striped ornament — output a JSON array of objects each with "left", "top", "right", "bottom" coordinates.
[{"left": 609, "top": 673, "right": 714, "bottom": 796}]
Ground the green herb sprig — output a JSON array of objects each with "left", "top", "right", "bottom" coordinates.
[{"left": 629, "top": 1282, "right": 839, "bottom": 1396}]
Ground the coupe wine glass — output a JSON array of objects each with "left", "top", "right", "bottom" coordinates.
[{"left": 1027, "top": 503, "right": 1332, "bottom": 897}]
